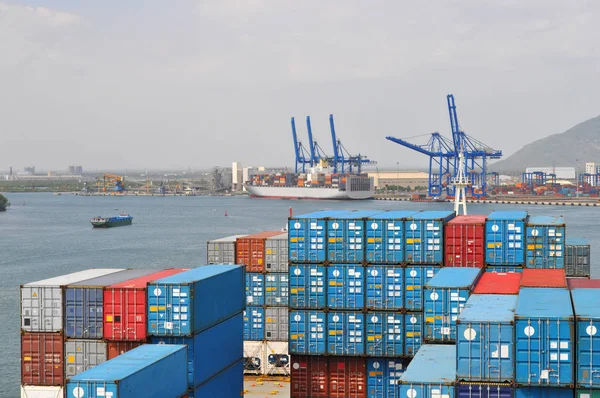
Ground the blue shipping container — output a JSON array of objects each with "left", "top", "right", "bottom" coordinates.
[
  {"left": 486, "top": 210, "right": 528, "bottom": 265},
  {"left": 246, "top": 273, "right": 264, "bottom": 306},
  {"left": 327, "top": 211, "right": 381, "bottom": 262},
  {"left": 243, "top": 307, "right": 264, "bottom": 341},
  {"left": 147, "top": 265, "right": 245, "bottom": 337},
  {"left": 65, "top": 269, "right": 159, "bottom": 339},
  {"left": 484, "top": 266, "right": 523, "bottom": 273},
  {"left": 186, "top": 359, "right": 243, "bottom": 398},
  {"left": 457, "top": 294, "right": 518, "bottom": 382},
  {"left": 456, "top": 383, "right": 514, "bottom": 398},
  {"left": 265, "top": 272, "right": 288, "bottom": 306},
  {"left": 328, "top": 311, "right": 365, "bottom": 356},
  {"left": 288, "top": 210, "right": 346, "bottom": 263},
  {"left": 514, "top": 387, "right": 573, "bottom": 398},
  {"left": 571, "top": 288, "right": 600, "bottom": 388},
  {"left": 366, "top": 211, "right": 416, "bottom": 264},
  {"left": 515, "top": 288, "right": 574, "bottom": 387},
  {"left": 289, "top": 310, "right": 326, "bottom": 355},
  {"left": 404, "top": 211, "right": 455, "bottom": 264},
  {"left": 367, "top": 358, "right": 408, "bottom": 398},
  {"left": 399, "top": 344, "right": 456, "bottom": 398},
  {"left": 366, "top": 265, "right": 404, "bottom": 310},
  {"left": 66, "top": 344, "right": 188, "bottom": 398},
  {"left": 404, "top": 265, "right": 441, "bottom": 312},
  {"left": 289, "top": 264, "right": 326, "bottom": 309},
  {"left": 525, "top": 216, "right": 565, "bottom": 269},
  {"left": 327, "top": 264, "right": 365, "bottom": 309},
  {"left": 424, "top": 268, "right": 482, "bottom": 343},
  {"left": 150, "top": 313, "right": 242, "bottom": 388},
  {"left": 404, "top": 313, "right": 424, "bottom": 356},
  {"left": 366, "top": 312, "right": 404, "bottom": 357}
]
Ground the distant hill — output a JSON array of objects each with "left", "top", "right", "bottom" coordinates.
[
  {"left": 489, "top": 115, "right": 600, "bottom": 174},
  {"left": 0, "top": 194, "right": 8, "bottom": 211}
]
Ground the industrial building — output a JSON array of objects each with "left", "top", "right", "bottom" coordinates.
[{"left": 367, "top": 171, "right": 429, "bottom": 189}]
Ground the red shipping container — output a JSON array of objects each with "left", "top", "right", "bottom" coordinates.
[
  {"left": 103, "top": 268, "right": 188, "bottom": 341},
  {"left": 107, "top": 341, "right": 144, "bottom": 359},
  {"left": 236, "top": 231, "right": 283, "bottom": 272},
  {"left": 568, "top": 278, "right": 600, "bottom": 289},
  {"left": 444, "top": 215, "right": 486, "bottom": 267},
  {"left": 473, "top": 272, "right": 522, "bottom": 295},
  {"left": 520, "top": 269, "right": 566, "bottom": 288},
  {"left": 291, "top": 355, "right": 367, "bottom": 398},
  {"left": 21, "top": 332, "right": 64, "bottom": 386}
]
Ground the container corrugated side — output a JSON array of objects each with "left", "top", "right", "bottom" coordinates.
[
  {"left": 107, "top": 341, "right": 143, "bottom": 360},
  {"left": 456, "top": 294, "right": 518, "bottom": 382},
  {"left": 445, "top": 215, "right": 487, "bottom": 268},
  {"left": 150, "top": 313, "right": 242, "bottom": 389},
  {"left": 236, "top": 231, "right": 283, "bottom": 272},
  {"left": 514, "top": 387, "right": 574, "bottom": 398},
  {"left": 366, "top": 265, "right": 403, "bottom": 310},
  {"left": 289, "top": 310, "right": 326, "bottom": 355},
  {"left": 399, "top": 344, "right": 456, "bottom": 397},
  {"left": 404, "top": 313, "right": 424, "bottom": 356},
  {"left": 289, "top": 264, "right": 326, "bottom": 309},
  {"left": 566, "top": 237, "right": 591, "bottom": 278},
  {"left": 66, "top": 344, "right": 188, "bottom": 398},
  {"left": 265, "top": 233, "right": 288, "bottom": 272},
  {"left": 265, "top": 307, "right": 288, "bottom": 341},
  {"left": 327, "top": 311, "right": 365, "bottom": 356},
  {"left": 366, "top": 312, "right": 404, "bottom": 357},
  {"left": 486, "top": 211, "right": 528, "bottom": 265},
  {"left": 206, "top": 234, "right": 246, "bottom": 264},
  {"left": 64, "top": 339, "right": 107, "bottom": 378},
  {"left": 20, "top": 386, "right": 64, "bottom": 398},
  {"left": 456, "top": 383, "right": 513, "bottom": 398},
  {"left": 569, "top": 288, "right": 600, "bottom": 388},
  {"left": 366, "top": 358, "right": 408, "bottom": 398},
  {"left": 290, "top": 355, "right": 367, "bottom": 398},
  {"left": 265, "top": 272, "right": 288, "bottom": 306},
  {"left": 21, "top": 332, "right": 64, "bottom": 386},
  {"left": 424, "top": 268, "right": 482, "bottom": 343},
  {"left": 246, "top": 272, "right": 265, "bottom": 306},
  {"left": 147, "top": 265, "right": 245, "bottom": 336},
  {"left": 103, "top": 268, "right": 189, "bottom": 341},
  {"left": 515, "top": 288, "right": 574, "bottom": 387},
  {"left": 65, "top": 269, "right": 160, "bottom": 339},
  {"left": 244, "top": 306, "right": 265, "bottom": 341},
  {"left": 404, "top": 210, "right": 455, "bottom": 264},
  {"left": 365, "top": 211, "right": 417, "bottom": 264},
  {"left": 525, "top": 216, "right": 565, "bottom": 269},
  {"left": 21, "top": 268, "right": 125, "bottom": 333},
  {"left": 327, "top": 356, "right": 367, "bottom": 398},
  {"left": 327, "top": 264, "right": 364, "bottom": 310},
  {"left": 326, "top": 211, "right": 382, "bottom": 263},
  {"left": 185, "top": 359, "right": 243, "bottom": 398},
  {"left": 404, "top": 265, "right": 441, "bottom": 312},
  {"left": 485, "top": 265, "right": 523, "bottom": 273},
  {"left": 288, "top": 210, "right": 347, "bottom": 263}
]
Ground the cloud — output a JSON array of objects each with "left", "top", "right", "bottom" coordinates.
[{"left": 0, "top": 3, "right": 80, "bottom": 27}]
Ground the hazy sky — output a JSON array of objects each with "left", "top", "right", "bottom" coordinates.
[{"left": 1, "top": 0, "right": 599, "bottom": 172}]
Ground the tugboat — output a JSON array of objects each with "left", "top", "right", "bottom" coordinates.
[{"left": 90, "top": 213, "right": 133, "bottom": 228}]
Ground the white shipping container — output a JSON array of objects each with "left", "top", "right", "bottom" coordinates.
[
  {"left": 207, "top": 235, "right": 247, "bottom": 264},
  {"left": 243, "top": 341, "right": 289, "bottom": 376},
  {"left": 64, "top": 339, "right": 108, "bottom": 378},
  {"left": 265, "top": 233, "right": 288, "bottom": 273},
  {"left": 20, "top": 386, "right": 64, "bottom": 398},
  {"left": 265, "top": 307, "right": 288, "bottom": 341},
  {"left": 21, "top": 269, "right": 125, "bottom": 332}
]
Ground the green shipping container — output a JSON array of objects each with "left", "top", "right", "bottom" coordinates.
[{"left": 576, "top": 389, "right": 600, "bottom": 398}]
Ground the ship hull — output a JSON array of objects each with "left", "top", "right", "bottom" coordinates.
[
  {"left": 245, "top": 185, "right": 373, "bottom": 200},
  {"left": 91, "top": 217, "right": 133, "bottom": 228}
]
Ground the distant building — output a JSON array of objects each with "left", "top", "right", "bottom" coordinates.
[
  {"left": 584, "top": 162, "right": 600, "bottom": 186},
  {"left": 231, "top": 162, "right": 242, "bottom": 191},
  {"left": 68, "top": 165, "right": 83, "bottom": 175},
  {"left": 367, "top": 171, "right": 429, "bottom": 189},
  {"left": 24, "top": 166, "right": 35, "bottom": 175},
  {"left": 524, "top": 167, "right": 575, "bottom": 180}
]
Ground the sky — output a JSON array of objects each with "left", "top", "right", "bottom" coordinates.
[{"left": 1, "top": 0, "right": 599, "bottom": 172}]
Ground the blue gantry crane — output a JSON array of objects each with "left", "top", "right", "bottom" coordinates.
[
  {"left": 329, "top": 114, "right": 374, "bottom": 174},
  {"left": 386, "top": 94, "right": 502, "bottom": 198},
  {"left": 305, "top": 116, "right": 330, "bottom": 167},
  {"left": 290, "top": 117, "right": 313, "bottom": 173}
]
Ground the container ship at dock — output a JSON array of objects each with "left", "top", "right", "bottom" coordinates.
[{"left": 244, "top": 169, "right": 375, "bottom": 200}]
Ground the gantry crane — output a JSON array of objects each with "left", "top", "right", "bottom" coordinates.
[{"left": 102, "top": 173, "right": 125, "bottom": 193}]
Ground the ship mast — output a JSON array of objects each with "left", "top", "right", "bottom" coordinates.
[{"left": 451, "top": 147, "right": 471, "bottom": 215}]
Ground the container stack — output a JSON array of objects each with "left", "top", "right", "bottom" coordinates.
[
  {"left": 525, "top": 215, "right": 566, "bottom": 269},
  {"left": 235, "top": 231, "right": 290, "bottom": 376},
  {"left": 398, "top": 344, "right": 456, "bottom": 397},
  {"left": 206, "top": 234, "right": 247, "bottom": 265},
  {"left": 146, "top": 265, "right": 245, "bottom": 397},
  {"left": 565, "top": 237, "right": 591, "bottom": 278}
]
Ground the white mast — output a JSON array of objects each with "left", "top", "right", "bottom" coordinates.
[{"left": 451, "top": 148, "right": 471, "bottom": 215}]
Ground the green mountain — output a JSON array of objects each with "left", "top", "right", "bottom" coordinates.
[
  {"left": 489, "top": 115, "right": 600, "bottom": 174},
  {"left": 0, "top": 194, "right": 8, "bottom": 211}
]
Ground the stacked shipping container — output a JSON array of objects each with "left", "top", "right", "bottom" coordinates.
[{"left": 565, "top": 237, "right": 591, "bottom": 278}]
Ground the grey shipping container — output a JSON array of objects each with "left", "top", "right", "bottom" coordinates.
[
  {"left": 207, "top": 235, "right": 247, "bottom": 265},
  {"left": 64, "top": 339, "right": 107, "bottom": 378},
  {"left": 265, "top": 233, "right": 288, "bottom": 273},
  {"left": 565, "top": 237, "right": 591, "bottom": 278},
  {"left": 21, "top": 268, "right": 125, "bottom": 332},
  {"left": 265, "top": 307, "right": 288, "bottom": 341}
]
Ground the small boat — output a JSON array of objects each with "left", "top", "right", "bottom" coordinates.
[{"left": 91, "top": 213, "right": 133, "bottom": 228}]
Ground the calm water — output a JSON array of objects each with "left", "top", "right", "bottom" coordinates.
[{"left": 1, "top": 193, "right": 598, "bottom": 396}]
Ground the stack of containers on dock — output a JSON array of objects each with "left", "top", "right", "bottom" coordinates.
[
  {"left": 525, "top": 216, "right": 565, "bottom": 269},
  {"left": 423, "top": 267, "right": 482, "bottom": 344},
  {"left": 398, "top": 344, "right": 456, "bottom": 397},
  {"left": 63, "top": 269, "right": 163, "bottom": 380},
  {"left": 565, "top": 237, "right": 591, "bottom": 278},
  {"left": 20, "top": 268, "right": 125, "bottom": 398},
  {"left": 485, "top": 210, "right": 528, "bottom": 272},
  {"left": 235, "top": 231, "right": 290, "bottom": 376},
  {"left": 146, "top": 265, "right": 245, "bottom": 397},
  {"left": 445, "top": 215, "right": 487, "bottom": 268},
  {"left": 568, "top": 279, "right": 600, "bottom": 398},
  {"left": 206, "top": 234, "right": 247, "bottom": 265},
  {"left": 103, "top": 268, "right": 189, "bottom": 359}
]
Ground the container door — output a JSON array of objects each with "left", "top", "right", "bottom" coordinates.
[
  {"left": 577, "top": 319, "right": 600, "bottom": 387},
  {"left": 405, "top": 220, "right": 424, "bottom": 263},
  {"left": 246, "top": 273, "right": 265, "bottom": 306},
  {"left": 366, "top": 266, "right": 403, "bottom": 310},
  {"left": 289, "top": 218, "right": 326, "bottom": 263},
  {"left": 404, "top": 313, "right": 423, "bottom": 356},
  {"left": 290, "top": 265, "right": 326, "bottom": 309},
  {"left": 366, "top": 219, "right": 385, "bottom": 263},
  {"left": 21, "top": 286, "right": 63, "bottom": 332},
  {"left": 327, "top": 265, "right": 364, "bottom": 310},
  {"left": 366, "top": 312, "right": 404, "bottom": 357},
  {"left": 328, "top": 312, "right": 365, "bottom": 356}
]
